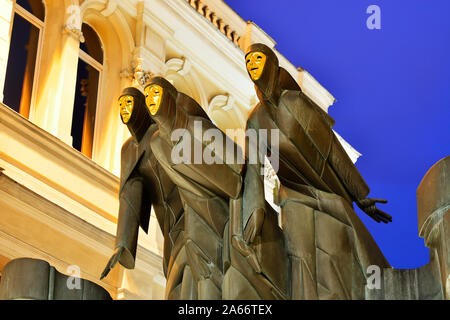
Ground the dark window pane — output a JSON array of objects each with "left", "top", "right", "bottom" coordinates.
[
  {"left": 3, "top": 14, "right": 39, "bottom": 117},
  {"left": 16, "top": 0, "right": 45, "bottom": 21},
  {"left": 80, "top": 24, "right": 103, "bottom": 65},
  {"left": 71, "top": 59, "right": 99, "bottom": 158}
]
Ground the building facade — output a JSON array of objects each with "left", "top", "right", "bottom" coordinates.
[{"left": 0, "top": 0, "right": 365, "bottom": 299}]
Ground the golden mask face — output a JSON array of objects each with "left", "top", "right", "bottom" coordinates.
[
  {"left": 119, "top": 95, "right": 134, "bottom": 124},
  {"left": 145, "top": 85, "right": 164, "bottom": 115},
  {"left": 246, "top": 51, "right": 267, "bottom": 81}
]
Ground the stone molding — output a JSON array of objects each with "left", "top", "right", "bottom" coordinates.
[{"left": 186, "top": 0, "right": 241, "bottom": 46}]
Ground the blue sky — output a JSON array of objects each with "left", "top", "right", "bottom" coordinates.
[{"left": 225, "top": 0, "right": 450, "bottom": 268}]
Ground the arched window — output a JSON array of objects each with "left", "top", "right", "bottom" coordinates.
[
  {"left": 3, "top": 0, "right": 45, "bottom": 118},
  {"left": 71, "top": 23, "right": 103, "bottom": 158}
]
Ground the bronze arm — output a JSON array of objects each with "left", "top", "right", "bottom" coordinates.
[
  {"left": 100, "top": 176, "right": 145, "bottom": 279},
  {"left": 242, "top": 163, "right": 266, "bottom": 244}
]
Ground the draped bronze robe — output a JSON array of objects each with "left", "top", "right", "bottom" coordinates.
[
  {"left": 245, "top": 88, "right": 391, "bottom": 299},
  {"left": 148, "top": 77, "right": 287, "bottom": 299},
  {"left": 118, "top": 125, "right": 196, "bottom": 299},
  {"left": 150, "top": 105, "right": 241, "bottom": 299}
]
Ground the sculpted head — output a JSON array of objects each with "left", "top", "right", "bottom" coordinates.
[
  {"left": 144, "top": 77, "right": 178, "bottom": 133},
  {"left": 145, "top": 84, "right": 164, "bottom": 116},
  {"left": 246, "top": 51, "right": 267, "bottom": 81},
  {"left": 118, "top": 87, "right": 153, "bottom": 142},
  {"left": 245, "top": 43, "right": 280, "bottom": 104},
  {"left": 119, "top": 95, "right": 134, "bottom": 124}
]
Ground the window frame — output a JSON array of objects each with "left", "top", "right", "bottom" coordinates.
[
  {"left": 6, "top": 1, "right": 46, "bottom": 119},
  {"left": 75, "top": 23, "right": 104, "bottom": 159}
]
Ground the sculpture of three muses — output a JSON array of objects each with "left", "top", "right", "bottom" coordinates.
[{"left": 100, "top": 43, "right": 393, "bottom": 300}]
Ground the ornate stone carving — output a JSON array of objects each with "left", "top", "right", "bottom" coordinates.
[
  {"left": 208, "top": 94, "right": 235, "bottom": 113},
  {"left": 165, "top": 57, "right": 191, "bottom": 76},
  {"left": 63, "top": 5, "right": 85, "bottom": 43},
  {"left": 63, "top": 25, "right": 85, "bottom": 43},
  {"left": 133, "top": 58, "right": 152, "bottom": 87},
  {"left": 120, "top": 56, "right": 153, "bottom": 88}
]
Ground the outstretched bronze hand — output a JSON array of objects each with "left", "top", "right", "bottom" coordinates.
[
  {"left": 100, "top": 247, "right": 126, "bottom": 280},
  {"left": 356, "top": 198, "right": 392, "bottom": 223}
]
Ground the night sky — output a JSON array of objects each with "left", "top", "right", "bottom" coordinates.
[{"left": 225, "top": 0, "right": 450, "bottom": 268}]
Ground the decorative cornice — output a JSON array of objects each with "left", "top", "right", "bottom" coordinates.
[
  {"left": 299, "top": 68, "right": 336, "bottom": 112},
  {"left": 185, "top": 0, "right": 241, "bottom": 46},
  {"left": 333, "top": 131, "right": 362, "bottom": 164}
]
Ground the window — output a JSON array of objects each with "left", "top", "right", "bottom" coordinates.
[
  {"left": 3, "top": 0, "right": 45, "bottom": 118},
  {"left": 71, "top": 23, "right": 103, "bottom": 158}
]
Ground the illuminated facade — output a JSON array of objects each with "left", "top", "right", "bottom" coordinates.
[{"left": 0, "top": 0, "right": 361, "bottom": 299}]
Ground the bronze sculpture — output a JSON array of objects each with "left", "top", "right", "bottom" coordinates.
[
  {"left": 225, "top": 165, "right": 289, "bottom": 300},
  {"left": 101, "top": 87, "right": 196, "bottom": 300},
  {"left": 144, "top": 76, "right": 289, "bottom": 300},
  {"left": 144, "top": 77, "right": 243, "bottom": 299},
  {"left": 102, "top": 45, "right": 397, "bottom": 300},
  {"left": 243, "top": 43, "right": 392, "bottom": 299}
]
